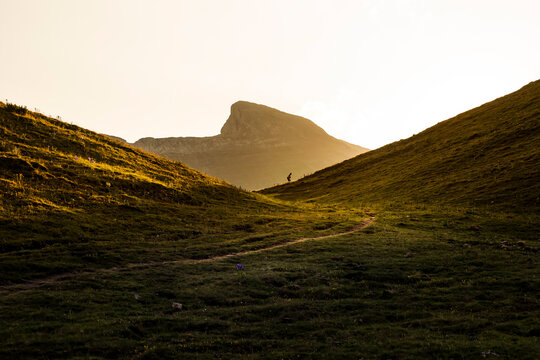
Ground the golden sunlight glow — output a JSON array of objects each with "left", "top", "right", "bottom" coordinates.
[{"left": 1, "top": 0, "right": 539, "bottom": 149}]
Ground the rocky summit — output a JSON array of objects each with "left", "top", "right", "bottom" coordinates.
[{"left": 133, "top": 101, "right": 368, "bottom": 190}]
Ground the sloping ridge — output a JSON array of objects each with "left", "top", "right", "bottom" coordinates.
[
  {"left": 0, "top": 102, "right": 269, "bottom": 284},
  {"left": 263, "top": 80, "right": 540, "bottom": 210},
  {"left": 0, "top": 103, "right": 243, "bottom": 208},
  {"left": 134, "top": 101, "right": 368, "bottom": 190}
]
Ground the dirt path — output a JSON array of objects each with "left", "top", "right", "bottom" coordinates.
[{"left": 0, "top": 216, "right": 375, "bottom": 293}]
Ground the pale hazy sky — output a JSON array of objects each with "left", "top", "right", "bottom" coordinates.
[{"left": 1, "top": 0, "right": 539, "bottom": 149}]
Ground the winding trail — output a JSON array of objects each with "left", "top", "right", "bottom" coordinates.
[{"left": 0, "top": 216, "right": 375, "bottom": 293}]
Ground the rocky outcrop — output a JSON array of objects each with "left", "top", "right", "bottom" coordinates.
[{"left": 133, "top": 101, "right": 368, "bottom": 190}]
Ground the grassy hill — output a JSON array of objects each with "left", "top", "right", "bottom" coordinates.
[
  {"left": 1, "top": 94, "right": 538, "bottom": 359},
  {"left": 262, "top": 80, "right": 540, "bottom": 211},
  {"left": 0, "top": 102, "right": 362, "bottom": 284}
]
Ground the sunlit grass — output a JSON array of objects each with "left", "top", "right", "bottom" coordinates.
[
  {"left": 262, "top": 80, "right": 540, "bottom": 212},
  {"left": 0, "top": 103, "right": 368, "bottom": 284},
  {"left": 1, "top": 95, "right": 539, "bottom": 359}
]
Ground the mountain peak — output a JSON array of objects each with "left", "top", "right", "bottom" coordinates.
[
  {"left": 133, "top": 100, "right": 367, "bottom": 190},
  {"left": 220, "top": 101, "right": 327, "bottom": 140}
]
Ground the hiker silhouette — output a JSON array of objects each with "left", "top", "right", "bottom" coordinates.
[{"left": 287, "top": 173, "right": 292, "bottom": 182}]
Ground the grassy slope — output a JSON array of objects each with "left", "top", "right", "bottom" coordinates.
[
  {"left": 0, "top": 104, "right": 363, "bottom": 284},
  {"left": 1, "top": 93, "right": 539, "bottom": 360},
  {"left": 262, "top": 80, "right": 540, "bottom": 211},
  {"left": 1, "top": 207, "right": 538, "bottom": 359}
]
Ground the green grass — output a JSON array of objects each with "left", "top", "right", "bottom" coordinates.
[
  {"left": 1, "top": 206, "right": 538, "bottom": 359},
  {"left": 262, "top": 80, "right": 540, "bottom": 211},
  {"left": 0, "top": 103, "right": 363, "bottom": 284},
  {"left": 1, "top": 82, "right": 539, "bottom": 360}
]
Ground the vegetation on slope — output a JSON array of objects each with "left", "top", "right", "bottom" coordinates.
[
  {"left": 1, "top": 206, "right": 538, "bottom": 359},
  {"left": 1, "top": 87, "right": 538, "bottom": 360},
  {"left": 0, "top": 103, "right": 364, "bottom": 284},
  {"left": 262, "top": 80, "right": 540, "bottom": 210}
]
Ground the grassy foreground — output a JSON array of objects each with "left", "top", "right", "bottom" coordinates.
[
  {"left": 1, "top": 93, "right": 539, "bottom": 359},
  {"left": 1, "top": 205, "right": 538, "bottom": 359}
]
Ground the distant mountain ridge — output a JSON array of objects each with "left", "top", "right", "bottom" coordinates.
[
  {"left": 263, "top": 80, "right": 540, "bottom": 210},
  {"left": 133, "top": 101, "right": 368, "bottom": 190}
]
